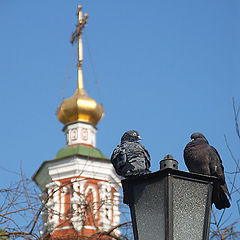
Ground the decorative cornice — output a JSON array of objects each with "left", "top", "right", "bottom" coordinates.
[
  {"left": 33, "top": 155, "right": 122, "bottom": 191},
  {"left": 49, "top": 156, "right": 121, "bottom": 191}
]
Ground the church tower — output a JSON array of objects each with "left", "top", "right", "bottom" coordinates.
[{"left": 33, "top": 5, "right": 121, "bottom": 239}]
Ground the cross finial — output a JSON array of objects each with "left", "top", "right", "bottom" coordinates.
[
  {"left": 70, "top": 5, "right": 88, "bottom": 90},
  {"left": 70, "top": 5, "right": 88, "bottom": 44}
]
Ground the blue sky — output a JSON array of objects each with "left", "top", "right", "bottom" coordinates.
[{"left": 1, "top": 0, "right": 240, "bottom": 230}]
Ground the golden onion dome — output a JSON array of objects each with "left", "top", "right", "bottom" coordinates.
[{"left": 57, "top": 88, "right": 104, "bottom": 126}]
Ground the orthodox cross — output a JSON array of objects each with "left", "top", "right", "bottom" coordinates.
[
  {"left": 71, "top": 5, "right": 88, "bottom": 90},
  {"left": 70, "top": 5, "right": 88, "bottom": 44}
]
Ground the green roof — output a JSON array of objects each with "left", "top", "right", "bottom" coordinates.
[{"left": 54, "top": 145, "right": 108, "bottom": 160}]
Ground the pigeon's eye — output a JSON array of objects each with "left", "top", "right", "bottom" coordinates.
[{"left": 132, "top": 132, "right": 137, "bottom": 136}]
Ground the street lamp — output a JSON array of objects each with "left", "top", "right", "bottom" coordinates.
[{"left": 122, "top": 155, "right": 217, "bottom": 240}]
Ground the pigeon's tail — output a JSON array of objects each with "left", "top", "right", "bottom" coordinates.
[{"left": 212, "top": 183, "right": 231, "bottom": 210}]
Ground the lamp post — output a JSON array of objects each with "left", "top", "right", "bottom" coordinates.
[{"left": 122, "top": 155, "right": 217, "bottom": 240}]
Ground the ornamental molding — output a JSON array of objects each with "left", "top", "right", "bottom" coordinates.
[
  {"left": 71, "top": 179, "right": 88, "bottom": 231},
  {"left": 70, "top": 179, "right": 121, "bottom": 232},
  {"left": 64, "top": 122, "right": 97, "bottom": 147},
  {"left": 47, "top": 156, "right": 121, "bottom": 191},
  {"left": 44, "top": 181, "right": 60, "bottom": 234},
  {"left": 113, "top": 192, "right": 121, "bottom": 226},
  {"left": 98, "top": 181, "right": 113, "bottom": 230}
]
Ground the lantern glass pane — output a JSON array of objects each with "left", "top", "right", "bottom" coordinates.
[
  {"left": 172, "top": 177, "right": 209, "bottom": 240},
  {"left": 133, "top": 180, "right": 165, "bottom": 239}
]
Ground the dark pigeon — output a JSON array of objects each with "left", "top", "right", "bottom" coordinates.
[
  {"left": 111, "top": 130, "right": 151, "bottom": 177},
  {"left": 184, "top": 132, "right": 231, "bottom": 210}
]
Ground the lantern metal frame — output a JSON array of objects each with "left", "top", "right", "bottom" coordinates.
[{"left": 122, "top": 168, "right": 217, "bottom": 240}]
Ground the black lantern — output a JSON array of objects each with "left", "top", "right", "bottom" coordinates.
[{"left": 122, "top": 156, "right": 217, "bottom": 240}]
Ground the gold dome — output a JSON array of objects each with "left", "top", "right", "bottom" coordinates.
[{"left": 57, "top": 88, "right": 104, "bottom": 126}]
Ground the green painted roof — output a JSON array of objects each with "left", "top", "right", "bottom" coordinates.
[{"left": 54, "top": 145, "right": 108, "bottom": 160}]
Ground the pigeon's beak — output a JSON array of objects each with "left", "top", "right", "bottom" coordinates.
[
  {"left": 191, "top": 138, "right": 194, "bottom": 142},
  {"left": 138, "top": 136, "right": 143, "bottom": 140}
]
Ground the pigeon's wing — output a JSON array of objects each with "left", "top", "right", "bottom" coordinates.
[
  {"left": 208, "top": 145, "right": 225, "bottom": 181},
  {"left": 208, "top": 145, "right": 231, "bottom": 200},
  {"left": 183, "top": 143, "right": 193, "bottom": 171},
  {"left": 110, "top": 144, "right": 127, "bottom": 175},
  {"left": 140, "top": 143, "right": 151, "bottom": 169},
  {"left": 111, "top": 145, "right": 120, "bottom": 162}
]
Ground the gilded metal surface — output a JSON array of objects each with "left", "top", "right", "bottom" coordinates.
[
  {"left": 57, "top": 5, "right": 104, "bottom": 126},
  {"left": 57, "top": 88, "right": 104, "bottom": 126}
]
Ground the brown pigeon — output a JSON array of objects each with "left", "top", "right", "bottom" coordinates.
[{"left": 184, "top": 132, "right": 231, "bottom": 210}]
